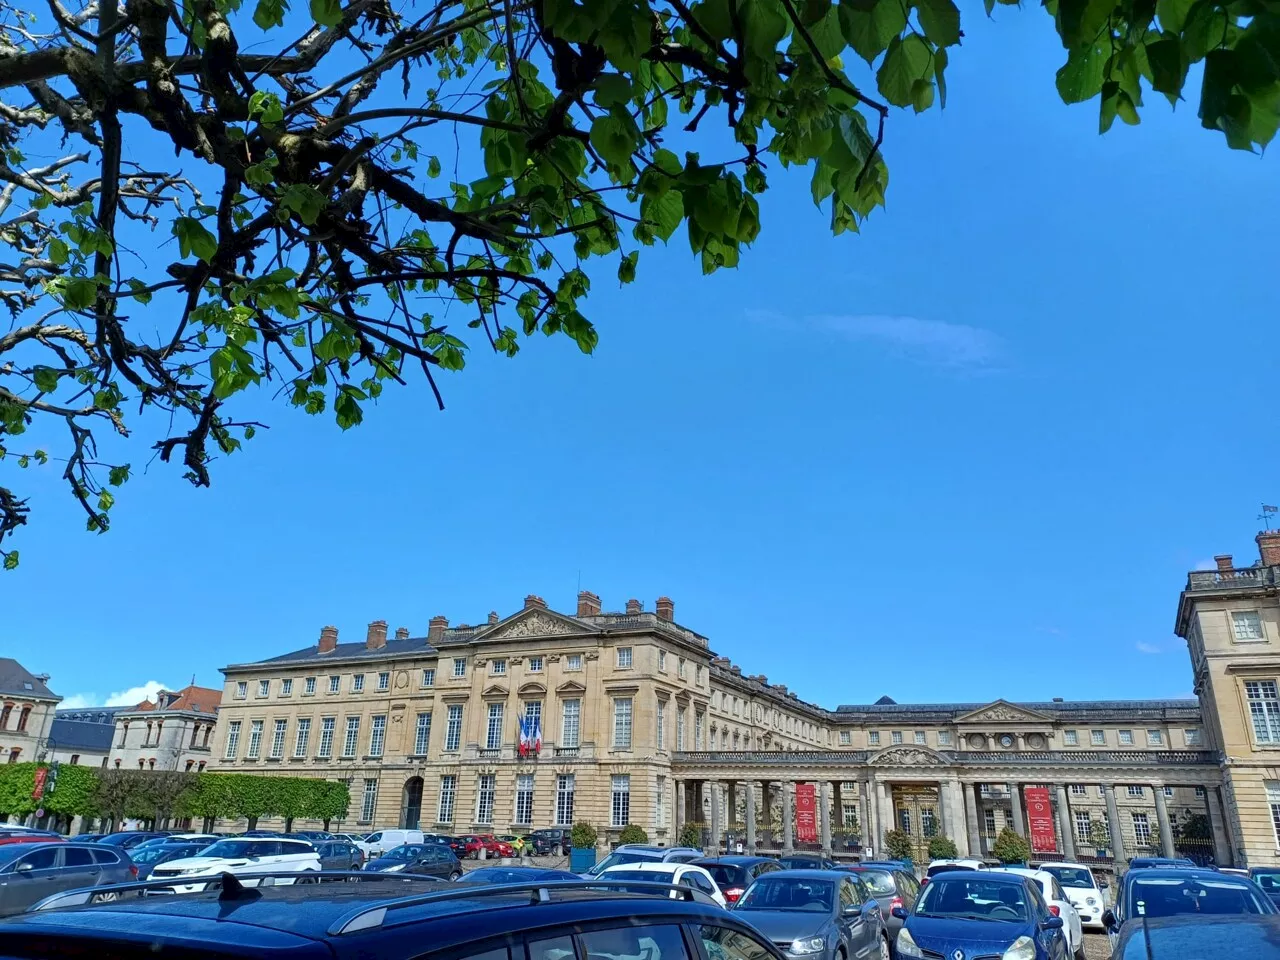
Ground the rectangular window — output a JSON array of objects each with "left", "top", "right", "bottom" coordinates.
[
  {"left": 515, "top": 773, "right": 535, "bottom": 824},
  {"left": 269, "top": 719, "right": 287, "bottom": 758},
  {"left": 656, "top": 699, "right": 666, "bottom": 750},
  {"left": 694, "top": 710, "right": 703, "bottom": 750},
  {"left": 476, "top": 774, "right": 496, "bottom": 823},
  {"left": 1064, "top": 730, "right": 1079, "bottom": 745},
  {"left": 840, "top": 731, "right": 852, "bottom": 745},
  {"left": 1075, "top": 810, "right": 1093, "bottom": 843},
  {"left": 617, "top": 647, "right": 632, "bottom": 668},
  {"left": 1092, "top": 730, "right": 1107, "bottom": 745},
  {"left": 422, "top": 668, "right": 436, "bottom": 687},
  {"left": 614, "top": 698, "right": 633, "bottom": 749},
  {"left": 1196, "top": 786, "right": 1206, "bottom": 798},
  {"left": 257, "top": 680, "right": 270, "bottom": 698},
  {"left": 328, "top": 676, "right": 340, "bottom": 694},
  {"left": 317, "top": 717, "right": 335, "bottom": 757},
  {"left": 361, "top": 779, "right": 378, "bottom": 822},
  {"left": 293, "top": 718, "right": 311, "bottom": 757},
  {"left": 1233, "top": 610, "right": 1266, "bottom": 641},
  {"left": 984, "top": 809, "right": 997, "bottom": 838},
  {"left": 304, "top": 677, "right": 316, "bottom": 695},
  {"left": 656, "top": 775, "right": 667, "bottom": 826},
  {"left": 567, "top": 654, "right": 582, "bottom": 671},
  {"left": 1127, "top": 785, "right": 1144, "bottom": 798},
  {"left": 937, "top": 730, "right": 953, "bottom": 746},
  {"left": 659, "top": 651, "right": 667, "bottom": 672},
  {"left": 561, "top": 699, "right": 580, "bottom": 748},
  {"left": 352, "top": 674, "right": 365, "bottom": 693},
  {"left": 1164, "top": 786, "right": 1174, "bottom": 797},
  {"left": 556, "top": 774, "right": 575, "bottom": 825},
  {"left": 678, "top": 658, "right": 687, "bottom": 679},
  {"left": 1147, "top": 729, "right": 1163, "bottom": 746},
  {"left": 524, "top": 700, "right": 542, "bottom": 744},
  {"left": 281, "top": 679, "right": 293, "bottom": 696},
  {"left": 1118, "top": 730, "right": 1134, "bottom": 745},
  {"left": 491, "top": 658, "right": 507, "bottom": 676},
  {"left": 414, "top": 712, "right": 432, "bottom": 756},
  {"left": 1185, "top": 728, "right": 1203, "bottom": 746},
  {"left": 869, "top": 731, "right": 881, "bottom": 746},
  {"left": 1246, "top": 680, "right": 1280, "bottom": 743},
  {"left": 343, "top": 717, "right": 360, "bottom": 757},
  {"left": 369, "top": 715, "right": 386, "bottom": 757},
  {"left": 224, "top": 721, "right": 241, "bottom": 758},
  {"left": 891, "top": 731, "right": 903, "bottom": 745},
  {"left": 487, "top": 703, "right": 504, "bottom": 750},
  {"left": 528, "top": 656, "right": 543, "bottom": 672},
  {"left": 453, "top": 658, "right": 467, "bottom": 678},
  {"left": 611, "top": 774, "right": 631, "bottom": 826},
  {"left": 235, "top": 682, "right": 247, "bottom": 699},
  {"left": 246, "top": 720, "right": 263, "bottom": 759},
  {"left": 677, "top": 707, "right": 686, "bottom": 750},
  {"left": 913, "top": 731, "right": 926, "bottom": 745},
  {"left": 1132, "top": 812, "right": 1152, "bottom": 846},
  {"left": 445, "top": 704, "right": 463, "bottom": 751},
  {"left": 1070, "top": 784, "right": 1087, "bottom": 796},
  {"left": 377, "top": 672, "right": 389, "bottom": 691},
  {"left": 438, "top": 775, "right": 457, "bottom": 823}
]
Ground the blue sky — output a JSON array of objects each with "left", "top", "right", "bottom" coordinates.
[{"left": 5, "top": 3, "right": 1277, "bottom": 712}]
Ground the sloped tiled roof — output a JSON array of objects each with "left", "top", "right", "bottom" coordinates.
[
  {"left": 0, "top": 658, "right": 58, "bottom": 700},
  {"left": 126, "top": 683, "right": 221, "bottom": 715}
]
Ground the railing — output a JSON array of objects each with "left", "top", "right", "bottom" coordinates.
[
  {"left": 554, "top": 746, "right": 579, "bottom": 757},
  {"left": 671, "top": 749, "right": 1219, "bottom": 767},
  {"left": 673, "top": 750, "right": 871, "bottom": 764},
  {"left": 585, "top": 613, "right": 709, "bottom": 647},
  {"left": 1186, "top": 566, "right": 1280, "bottom": 591},
  {"left": 478, "top": 748, "right": 500, "bottom": 759}
]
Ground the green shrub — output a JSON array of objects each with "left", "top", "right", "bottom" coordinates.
[
  {"left": 992, "top": 827, "right": 1031, "bottom": 864},
  {"left": 884, "top": 829, "right": 915, "bottom": 861},
  {"left": 927, "top": 835, "right": 958, "bottom": 859},
  {"left": 618, "top": 824, "right": 648, "bottom": 844},
  {"left": 679, "top": 822, "right": 703, "bottom": 849},
  {"left": 571, "top": 821, "right": 598, "bottom": 848}
]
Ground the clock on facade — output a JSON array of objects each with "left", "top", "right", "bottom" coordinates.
[{"left": 999, "top": 734, "right": 1015, "bottom": 748}]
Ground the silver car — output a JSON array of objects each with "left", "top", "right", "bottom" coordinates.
[{"left": 0, "top": 842, "right": 135, "bottom": 916}]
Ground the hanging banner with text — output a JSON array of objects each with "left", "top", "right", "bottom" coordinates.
[
  {"left": 31, "top": 766, "right": 48, "bottom": 801},
  {"left": 795, "top": 783, "right": 818, "bottom": 843},
  {"left": 1024, "top": 785, "right": 1057, "bottom": 853}
]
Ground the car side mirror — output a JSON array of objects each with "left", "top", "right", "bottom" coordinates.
[
  {"left": 1040, "top": 916, "right": 1064, "bottom": 931},
  {"left": 15, "top": 862, "right": 34, "bottom": 874},
  {"left": 843, "top": 904, "right": 859, "bottom": 916},
  {"left": 1102, "top": 909, "right": 1117, "bottom": 930},
  {"left": 891, "top": 906, "right": 908, "bottom": 920}
]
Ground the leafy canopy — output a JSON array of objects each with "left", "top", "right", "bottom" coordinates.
[{"left": 0, "top": 0, "right": 1270, "bottom": 567}]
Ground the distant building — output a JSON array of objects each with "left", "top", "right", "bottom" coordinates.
[
  {"left": 48, "top": 708, "right": 123, "bottom": 768},
  {"left": 0, "top": 658, "right": 60, "bottom": 763},
  {"left": 110, "top": 684, "right": 221, "bottom": 772}
]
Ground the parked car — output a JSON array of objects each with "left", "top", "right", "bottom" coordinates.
[
  {"left": 357, "top": 829, "right": 425, "bottom": 859},
  {"left": 463, "top": 834, "right": 514, "bottom": 859},
  {"left": 584, "top": 845, "right": 704, "bottom": 877},
  {"left": 0, "top": 829, "right": 63, "bottom": 847},
  {"left": 132, "top": 833, "right": 219, "bottom": 852},
  {"left": 461, "top": 865, "right": 581, "bottom": 884},
  {"left": 435, "top": 835, "right": 470, "bottom": 859},
  {"left": 72, "top": 834, "right": 105, "bottom": 843},
  {"left": 284, "top": 831, "right": 334, "bottom": 841},
  {"left": 1103, "top": 866, "right": 1275, "bottom": 953},
  {"left": 0, "top": 842, "right": 135, "bottom": 917},
  {"left": 920, "top": 858, "right": 984, "bottom": 887},
  {"left": 96, "top": 831, "right": 168, "bottom": 850},
  {"left": 127, "top": 842, "right": 209, "bottom": 880},
  {"left": 894, "top": 869, "right": 1068, "bottom": 960},
  {"left": 314, "top": 839, "right": 365, "bottom": 871},
  {"left": 598, "top": 861, "right": 728, "bottom": 907},
  {"left": 1127, "top": 857, "right": 1197, "bottom": 870},
  {"left": 334, "top": 833, "right": 368, "bottom": 847},
  {"left": 147, "top": 837, "right": 321, "bottom": 893},
  {"left": 1252, "top": 867, "right": 1280, "bottom": 907},
  {"left": 1111, "top": 913, "right": 1280, "bottom": 959},
  {"left": 775, "top": 853, "right": 839, "bottom": 870},
  {"left": 693, "top": 856, "right": 784, "bottom": 904},
  {"left": 987, "top": 867, "right": 1084, "bottom": 959},
  {"left": 840, "top": 863, "right": 920, "bottom": 951},
  {"left": 734, "top": 869, "right": 890, "bottom": 960},
  {"left": 1038, "top": 861, "right": 1109, "bottom": 929},
  {"left": 365, "top": 843, "right": 462, "bottom": 881},
  {"left": 529, "top": 828, "right": 571, "bottom": 855}
]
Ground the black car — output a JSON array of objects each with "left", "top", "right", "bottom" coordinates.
[
  {"left": 365, "top": 843, "right": 463, "bottom": 881},
  {"left": 0, "top": 871, "right": 788, "bottom": 960},
  {"left": 284, "top": 831, "right": 334, "bottom": 842},
  {"left": 0, "top": 842, "right": 137, "bottom": 917},
  {"left": 1113, "top": 913, "right": 1280, "bottom": 959},
  {"left": 314, "top": 839, "right": 365, "bottom": 871},
  {"left": 461, "top": 866, "right": 581, "bottom": 884},
  {"left": 435, "top": 835, "right": 470, "bottom": 859},
  {"left": 1104, "top": 866, "right": 1276, "bottom": 953},
  {"left": 840, "top": 863, "right": 920, "bottom": 948},
  {"left": 1251, "top": 867, "right": 1280, "bottom": 908},
  {"left": 125, "top": 842, "right": 208, "bottom": 880},
  {"left": 95, "top": 832, "right": 168, "bottom": 850},
  {"left": 776, "top": 853, "right": 839, "bottom": 870},
  {"left": 692, "top": 856, "right": 783, "bottom": 904},
  {"left": 530, "top": 828, "right": 572, "bottom": 856}
]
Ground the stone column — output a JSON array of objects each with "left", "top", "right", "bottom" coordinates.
[
  {"left": 1152, "top": 784, "right": 1174, "bottom": 856},
  {"left": 820, "top": 782, "right": 833, "bottom": 856},
  {"left": 966, "top": 782, "right": 982, "bottom": 857},
  {"left": 877, "top": 780, "right": 894, "bottom": 849},
  {"left": 782, "top": 782, "right": 795, "bottom": 853},
  {"left": 710, "top": 782, "right": 722, "bottom": 851},
  {"left": 863, "top": 779, "right": 878, "bottom": 856},
  {"left": 745, "top": 780, "right": 757, "bottom": 851},
  {"left": 1008, "top": 782, "right": 1026, "bottom": 836},
  {"left": 1103, "top": 783, "right": 1128, "bottom": 866},
  {"left": 1055, "top": 783, "right": 1077, "bottom": 860},
  {"left": 675, "top": 780, "right": 685, "bottom": 836},
  {"left": 1206, "top": 786, "right": 1233, "bottom": 867},
  {"left": 945, "top": 780, "right": 968, "bottom": 857},
  {"left": 762, "top": 782, "right": 774, "bottom": 839},
  {"left": 936, "top": 780, "right": 951, "bottom": 847},
  {"left": 833, "top": 781, "right": 844, "bottom": 837},
  {"left": 728, "top": 782, "right": 739, "bottom": 828}
]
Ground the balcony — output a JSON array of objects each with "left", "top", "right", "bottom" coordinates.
[
  {"left": 554, "top": 746, "right": 579, "bottom": 758},
  {"left": 1186, "top": 565, "right": 1280, "bottom": 592},
  {"left": 670, "top": 749, "right": 1219, "bottom": 768}
]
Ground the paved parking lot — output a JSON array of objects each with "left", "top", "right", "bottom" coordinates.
[{"left": 1081, "top": 933, "right": 1110, "bottom": 959}]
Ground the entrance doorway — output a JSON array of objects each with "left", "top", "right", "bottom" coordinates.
[
  {"left": 401, "top": 777, "right": 423, "bottom": 829},
  {"left": 892, "top": 784, "right": 941, "bottom": 863}
]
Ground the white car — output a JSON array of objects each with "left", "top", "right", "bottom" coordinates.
[
  {"left": 987, "top": 867, "right": 1084, "bottom": 958},
  {"left": 147, "top": 837, "right": 320, "bottom": 893},
  {"left": 598, "top": 861, "right": 728, "bottom": 907},
  {"left": 356, "top": 829, "right": 424, "bottom": 859},
  {"left": 922, "top": 858, "right": 986, "bottom": 884},
  {"left": 1038, "top": 861, "right": 1109, "bottom": 930}
]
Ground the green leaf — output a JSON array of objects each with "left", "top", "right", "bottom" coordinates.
[
  {"left": 32, "top": 367, "right": 60, "bottom": 394},
  {"left": 743, "top": 0, "right": 790, "bottom": 55},
  {"left": 876, "top": 35, "right": 934, "bottom": 108},
  {"left": 334, "top": 388, "right": 364, "bottom": 429},
  {"left": 1155, "top": 0, "right": 1192, "bottom": 33},
  {"left": 279, "top": 184, "right": 326, "bottom": 225},
  {"left": 63, "top": 277, "right": 97, "bottom": 310},
  {"left": 590, "top": 114, "right": 639, "bottom": 172},
  {"left": 47, "top": 238, "right": 69, "bottom": 265},
  {"left": 253, "top": 0, "right": 287, "bottom": 29},
  {"left": 108, "top": 464, "right": 131, "bottom": 486},
  {"left": 2, "top": 551, "right": 16, "bottom": 571},
  {"left": 247, "top": 91, "right": 284, "bottom": 124},
  {"left": 1056, "top": 40, "right": 1107, "bottom": 102},
  {"left": 593, "top": 73, "right": 633, "bottom": 108},
  {"left": 910, "top": 77, "right": 935, "bottom": 112},
  {"left": 1182, "top": 0, "right": 1227, "bottom": 62},
  {"left": 427, "top": 156, "right": 442, "bottom": 178},
  {"left": 915, "top": 0, "right": 961, "bottom": 48},
  {"left": 838, "top": 0, "right": 908, "bottom": 63},
  {"left": 643, "top": 190, "right": 684, "bottom": 242},
  {"left": 1146, "top": 35, "right": 1187, "bottom": 103},
  {"left": 174, "top": 217, "right": 218, "bottom": 262},
  {"left": 1056, "top": 0, "right": 1114, "bottom": 51},
  {"left": 309, "top": 0, "right": 341, "bottom": 25},
  {"left": 807, "top": 6, "right": 846, "bottom": 60},
  {"left": 618, "top": 250, "right": 638, "bottom": 284}
]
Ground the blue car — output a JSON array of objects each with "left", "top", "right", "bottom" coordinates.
[
  {"left": 1103, "top": 866, "right": 1275, "bottom": 953},
  {"left": 893, "top": 870, "right": 1067, "bottom": 960}
]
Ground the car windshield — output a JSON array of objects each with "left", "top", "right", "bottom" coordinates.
[
  {"left": 134, "top": 845, "right": 201, "bottom": 864},
  {"left": 383, "top": 845, "right": 425, "bottom": 861},
  {"left": 701, "top": 864, "right": 745, "bottom": 886},
  {"left": 737, "top": 878, "right": 835, "bottom": 912},
  {"left": 927, "top": 863, "right": 975, "bottom": 877},
  {"left": 852, "top": 870, "right": 897, "bottom": 895},
  {"left": 1043, "top": 866, "right": 1095, "bottom": 889},
  {"left": 590, "top": 851, "right": 660, "bottom": 873},
  {"left": 777, "top": 857, "right": 824, "bottom": 869},
  {"left": 916, "top": 877, "right": 1029, "bottom": 922},
  {"left": 601, "top": 868, "right": 676, "bottom": 884},
  {"left": 1131, "top": 877, "right": 1272, "bottom": 917},
  {"left": 198, "top": 840, "right": 258, "bottom": 859}
]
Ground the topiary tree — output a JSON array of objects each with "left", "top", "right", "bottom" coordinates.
[
  {"left": 618, "top": 823, "right": 648, "bottom": 844},
  {"left": 992, "top": 827, "right": 1031, "bottom": 864},
  {"left": 927, "top": 835, "right": 958, "bottom": 859},
  {"left": 679, "top": 822, "right": 703, "bottom": 850},
  {"left": 884, "top": 829, "right": 915, "bottom": 861},
  {"left": 571, "top": 821, "right": 598, "bottom": 849}
]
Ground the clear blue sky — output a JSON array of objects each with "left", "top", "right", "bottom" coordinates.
[{"left": 5, "top": 4, "right": 1276, "bottom": 711}]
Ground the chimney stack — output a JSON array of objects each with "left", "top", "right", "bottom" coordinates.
[
  {"left": 428, "top": 615, "right": 449, "bottom": 642},
  {"left": 577, "top": 591, "right": 601, "bottom": 617},
  {"left": 488, "top": 611, "right": 500, "bottom": 625},
  {"left": 318, "top": 625, "right": 339, "bottom": 654},
  {"left": 366, "top": 620, "right": 388, "bottom": 651},
  {"left": 1215, "top": 555, "right": 1235, "bottom": 573},
  {"left": 1259, "top": 532, "right": 1280, "bottom": 566},
  {"left": 625, "top": 598, "right": 642, "bottom": 614},
  {"left": 524, "top": 594, "right": 547, "bottom": 609},
  {"left": 655, "top": 596, "right": 674, "bottom": 621},
  {"left": 394, "top": 626, "right": 410, "bottom": 641}
]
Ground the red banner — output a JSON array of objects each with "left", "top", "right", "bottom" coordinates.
[
  {"left": 31, "top": 767, "right": 48, "bottom": 801},
  {"left": 1025, "top": 785, "right": 1057, "bottom": 853},
  {"left": 795, "top": 783, "right": 818, "bottom": 843}
]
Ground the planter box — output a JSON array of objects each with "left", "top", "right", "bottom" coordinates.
[{"left": 569, "top": 847, "right": 597, "bottom": 873}]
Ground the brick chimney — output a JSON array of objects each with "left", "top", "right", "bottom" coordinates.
[
  {"left": 366, "top": 620, "right": 388, "bottom": 651},
  {"left": 577, "top": 591, "right": 601, "bottom": 617},
  {"left": 1259, "top": 531, "right": 1280, "bottom": 566},
  {"left": 1215, "top": 555, "right": 1234, "bottom": 573},
  {"left": 318, "top": 625, "right": 339, "bottom": 654},
  {"left": 625, "top": 598, "right": 642, "bottom": 614},
  {"left": 488, "top": 611, "right": 500, "bottom": 625},
  {"left": 524, "top": 594, "right": 547, "bottom": 609},
  {"left": 394, "top": 626, "right": 409, "bottom": 641},
  {"left": 655, "top": 596, "right": 674, "bottom": 621},
  {"left": 428, "top": 616, "right": 448, "bottom": 642}
]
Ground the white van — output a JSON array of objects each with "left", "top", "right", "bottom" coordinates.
[{"left": 356, "top": 829, "right": 424, "bottom": 858}]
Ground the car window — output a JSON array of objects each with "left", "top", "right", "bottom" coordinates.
[
  {"left": 1043, "top": 866, "right": 1095, "bottom": 889},
  {"left": 855, "top": 870, "right": 896, "bottom": 896},
  {"left": 366, "top": 833, "right": 383, "bottom": 843},
  {"left": 737, "top": 877, "right": 835, "bottom": 913},
  {"left": 700, "top": 924, "right": 774, "bottom": 960},
  {"left": 1130, "top": 877, "right": 1272, "bottom": 917},
  {"left": 15, "top": 848, "right": 58, "bottom": 870},
  {"left": 1050, "top": 878, "right": 1067, "bottom": 902},
  {"left": 839, "top": 879, "right": 859, "bottom": 906},
  {"left": 528, "top": 936, "right": 576, "bottom": 960},
  {"left": 916, "top": 876, "right": 1029, "bottom": 922},
  {"left": 702, "top": 864, "right": 744, "bottom": 886},
  {"left": 1026, "top": 881, "right": 1050, "bottom": 919},
  {"left": 62, "top": 848, "right": 94, "bottom": 867},
  {"left": 690, "top": 872, "right": 716, "bottom": 894},
  {"left": 90, "top": 848, "right": 121, "bottom": 865},
  {"left": 579, "top": 924, "right": 690, "bottom": 960}
]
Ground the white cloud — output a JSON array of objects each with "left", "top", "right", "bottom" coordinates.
[
  {"left": 1135, "top": 642, "right": 1163, "bottom": 655},
  {"left": 1194, "top": 558, "right": 1218, "bottom": 571},
  {"left": 804, "top": 314, "right": 1006, "bottom": 368},
  {"left": 58, "top": 694, "right": 96, "bottom": 710},
  {"left": 59, "top": 680, "right": 175, "bottom": 710}
]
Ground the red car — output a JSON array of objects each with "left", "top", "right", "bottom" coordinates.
[
  {"left": 0, "top": 829, "right": 64, "bottom": 846},
  {"left": 462, "top": 834, "right": 514, "bottom": 859}
]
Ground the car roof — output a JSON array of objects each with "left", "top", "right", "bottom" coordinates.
[
  {"left": 926, "top": 870, "right": 1028, "bottom": 885},
  {"left": 602, "top": 861, "right": 694, "bottom": 872},
  {"left": 1038, "top": 861, "right": 1093, "bottom": 870},
  {"left": 756, "top": 869, "right": 843, "bottom": 879},
  {"left": 1118, "top": 914, "right": 1280, "bottom": 957},
  {"left": 693, "top": 856, "right": 775, "bottom": 866},
  {"left": 1125, "top": 867, "right": 1240, "bottom": 882}
]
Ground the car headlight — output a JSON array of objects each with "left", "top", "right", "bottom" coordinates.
[
  {"left": 895, "top": 929, "right": 924, "bottom": 959},
  {"left": 1002, "top": 936, "right": 1036, "bottom": 960},
  {"left": 380, "top": 863, "right": 407, "bottom": 873},
  {"left": 787, "top": 938, "right": 826, "bottom": 955},
  {"left": 1086, "top": 897, "right": 1098, "bottom": 906}
]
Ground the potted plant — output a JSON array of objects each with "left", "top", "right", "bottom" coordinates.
[
  {"left": 992, "top": 827, "right": 1031, "bottom": 865},
  {"left": 884, "top": 829, "right": 915, "bottom": 864},
  {"left": 927, "top": 835, "right": 959, "bottom": 859},
  {"left": 569, "top": 821, "right": 599, "bottom": 873},
  {"left": 678, "top": 822, "right": 703, "bottom": 850},
  {"left": 618, "top": 824, "right": 649, "bottom": 845}
]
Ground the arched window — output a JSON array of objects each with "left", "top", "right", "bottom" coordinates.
[
  {"left": 16, "top": 706, "right": 30, "bottom": 731},
  {"left": 0, "top": 703, "right": 12, "bottom": 729},
  {"left": 203, "top": 726, "right": 212, "bottom": 747},
  {"left": 137, "top": 759, "right": 145, "bottom": 769},
  {"left": 185, "top": 760, "right": 195, "bottom": 772}
]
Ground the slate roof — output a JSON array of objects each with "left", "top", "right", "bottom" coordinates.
[
  {"left": 49, "top": 717, "right": 114, "bottom": 752},
  {"left": 56, "top": 706, "right": 124, "bottom": 724},
  {"left": 0, "top": 658, "right": 58, "bottom": 700},
  {"left": 228, "top": 635, "right": 440, "bottom": 669},
  {"left": 833, "top": 698, "right": 1202, "bottom": 722}
]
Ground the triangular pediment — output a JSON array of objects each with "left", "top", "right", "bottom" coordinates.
[
  {"left": 472, "top": 608, "right": 593, "bottom": 642},
  {"left": 869, "top": 745, "right": 948, "bottom": 767},
  {"left": 482, "top": 683, "right": 509, "bottom": 699},
  {"left": 555, "top": 680, "right": 587, "bottom": 696},
  {"left": 954, "top": 700, "right": 1052, "bottom": 725}
]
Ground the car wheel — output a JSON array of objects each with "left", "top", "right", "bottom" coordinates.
[
  {"left": 449, "top": 870, "right": 462, "bottom": 881},
  {"left": 95, "top": 891, "right": 119, "bottom": 903},
  {"left": 878, "top": 935, "right": 890, "bottom": 960},
  {"left": 1072, "top": 941, "right": 1086, "bottom": 960}
]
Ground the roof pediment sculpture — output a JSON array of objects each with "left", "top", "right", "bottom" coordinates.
[
  {"left": 869, "top": 745, "right": 948, "bottom": 766},
  {"left": 479, "top": 611, "right": 584, "bottom": 640},
  {"left": 955, "top": 699, "right": 1052, "bottom": 725}
]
